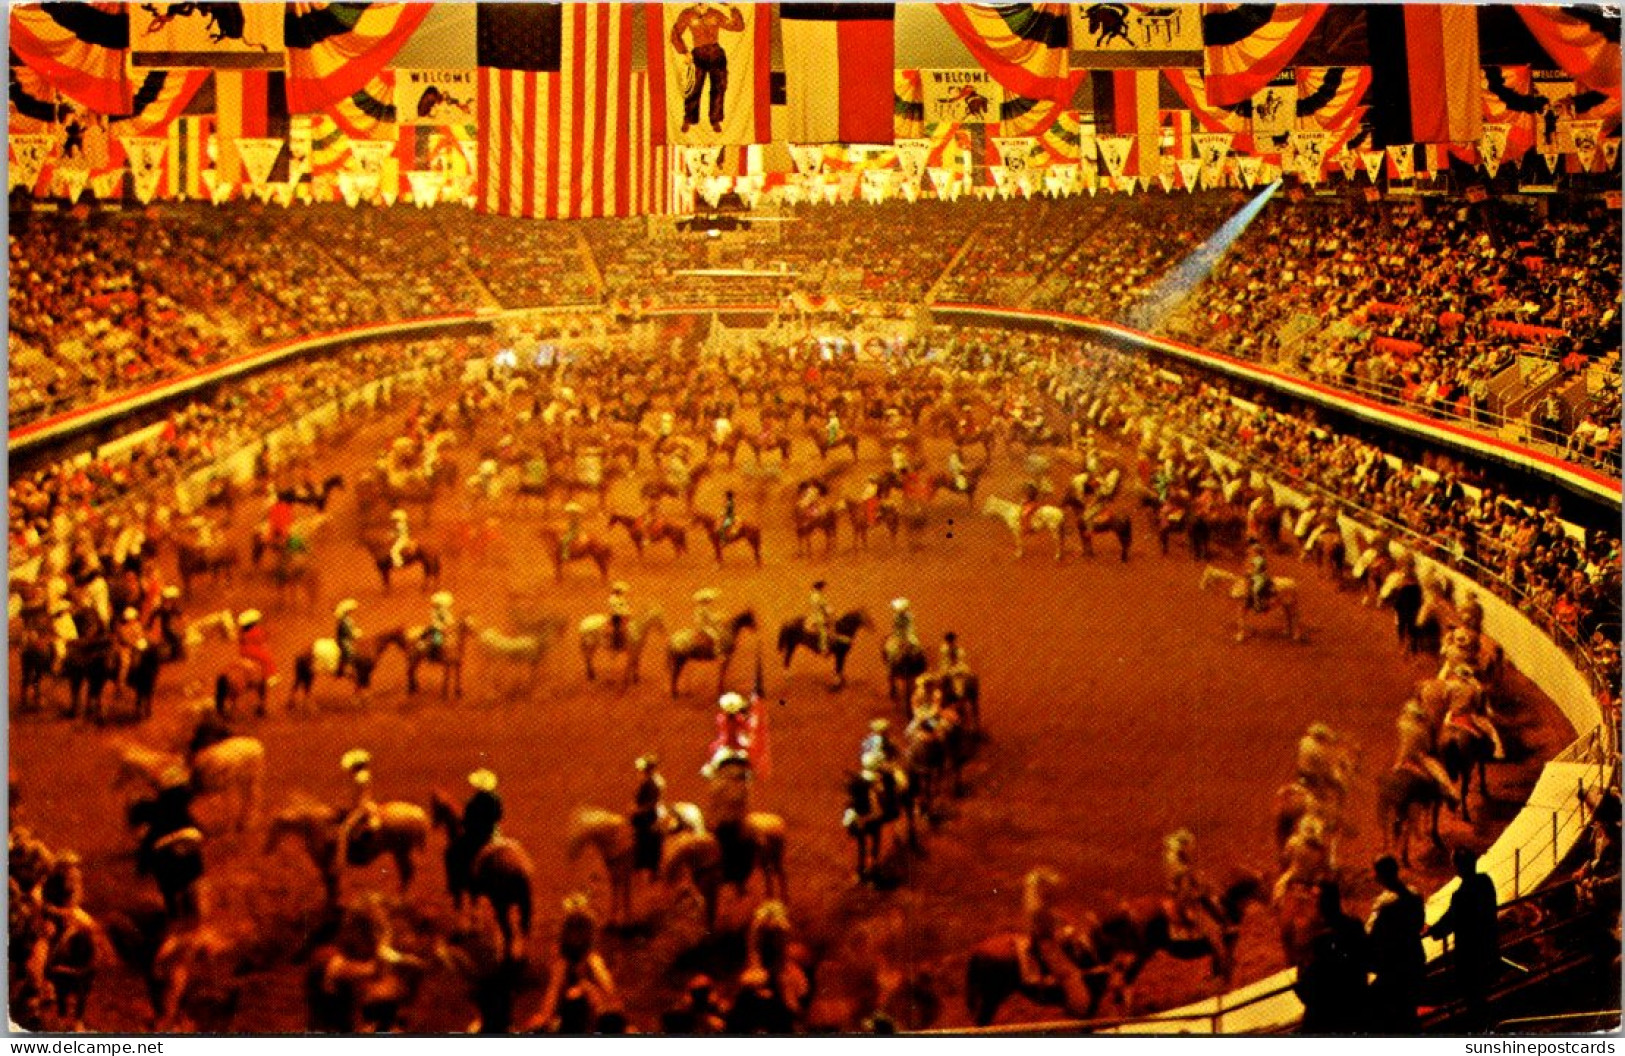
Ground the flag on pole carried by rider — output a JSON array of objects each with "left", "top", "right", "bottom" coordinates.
[{"left": 750, "top": 647, "right": 772, "bottom": 780}]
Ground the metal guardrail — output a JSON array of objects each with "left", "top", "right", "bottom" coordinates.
[{"left": 1496, "top": 1010, "right": 1623, "bottom": 1031}]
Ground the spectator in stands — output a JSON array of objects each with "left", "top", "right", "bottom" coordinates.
[
  {"left": 1294, "top": 881, "right": 1368, "bottom": 1034},
  {"left": 1427, "top": 847, "right": 1500, "bottom": 1030},
  {"left": 1365, "top": 855, "right": 1426, "bottom": 1032}
]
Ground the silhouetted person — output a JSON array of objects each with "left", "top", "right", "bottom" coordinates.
[
  {"left": 1428, "top": 847, "right": 1500, "bottom": 1031},
  {"left": 1295, "top": 881, "right": 1368, "bottom": 1034},
  {"left": 1366, "top": 855, "right": 1425, "bottom": 1032}
]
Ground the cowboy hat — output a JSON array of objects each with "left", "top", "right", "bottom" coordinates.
[
  {"left": 237, "top": 609, "right": 262, "bottom": 628},
  {"left": 468, "top": 768, "right": 498, "bottom": 792},
  {"left": 891, "top": 598, "right": 910, "bottom": 612},
  {"left": 431, "top": 591, "right": 454, "bottom": 608},
  {"left": 635, "top": 754, "right": 660, "bottom": 772},
  {"left": 610, "top": 581, "right": 630, "bottom": 594},
  {"left": 869, "top": 718, "right": 890, "bottom": 733},
  {"left": 1307, "top": 722, "right": 1334, "bottom": 740},
  {"left": 159, "top": 765, "right": 190, "bottom": 791},
  {"left": 161, "top": 585, "right": 181, "bottom": 599},
  {"left": 334, "top": 599, "right": 359, "bottom": 618},
  {"left": 692, "top": 588, "right": 720, "bottom": 604},
  {"left": 563, "top": 501, "right": 584, "bottom": 514},
  {"left": 341, "top": 749, "right": 373, "bottom": 772},
  {"left": 121, "top": 607, "right": 140, "bottom": 622},
  {"left": 718, "top": 691, "right": 747, "bottom": 714},
  {"left": 391, "top": 508, "right": 408, "bottom": 520}
]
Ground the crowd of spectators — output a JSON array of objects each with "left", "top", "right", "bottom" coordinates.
[{"left": 1160, "top": 197, "right": 1622, "bottom": 471}]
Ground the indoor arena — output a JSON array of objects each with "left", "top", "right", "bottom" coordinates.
[{"left": 6, "top": 1, "right": 1620, "bottom": 1037}]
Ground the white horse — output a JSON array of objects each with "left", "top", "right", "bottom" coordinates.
[
  {"left": 1199, "top": 567, "right": 1301, "bottom": 643},
  {"left": 114, "top": 737, "right": 265, "bottom": 831},
  {"left": 983, "top": 496, "right": 1068, "bottom": 560},
  {"left": 578, "top": 608, "right": 666, "bottom": 686}
]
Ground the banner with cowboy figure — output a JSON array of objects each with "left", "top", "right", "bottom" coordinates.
[
  {"left": 1071, "top": 3, "right": 1203, "bottom": 62},
  {"left": 395, "top": 70, "right": 477, "bottom": 127},
  {"left": 648, "top": 2, "right": 772, "bottom": 147}
]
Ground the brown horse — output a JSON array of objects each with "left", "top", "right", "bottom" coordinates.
[
  {"left": 405, "top": 617, "right": 472, "bottom": 698},
  {"left": 606, "top": 512, "right": 688, "bottom": 559},
  {"left": 640, "top": 462, "right": 711, "bottom": 509},
  {"left": 1094, "top": 871, "right": 1265, "bottom": 1013},
  {"left": 264, "top": 797, "right": 429, "bottom": 907},
  {"left": 214, "top": 657, "right": 268, "bottom": 719},
  {"left": 691, "top": 512, "right": 763, "bottom": 567},
  {"left": 1375, "top": 767, "right": 1448, "bottom": 868},
  {"left": 963, "top": 922, "right": 1112, "bottom": 1027},
  {"left": 844, "top": 497, "right": 901, "bottom": 550},
  {"left": 368, "top": 542, "right": 442, "bottom": 594},
  {"left": 666, "top": 609, "right": 757, "bottom": 697},
  {"left": 744, "top": 430, "right": 792, "bottom": 465},
  {"left": 791, "top": 501, "right": 839, "bottom": 558},
  {"left": 929, "top": 461, "right": 988, "bottom": 506},
  {"left": 806, "top": 427, "right": 859, "bottom": 462},
  {"left": 537, "top": 528, "right": 613, "bottom": 583}
]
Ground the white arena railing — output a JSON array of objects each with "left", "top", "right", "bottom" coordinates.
[{"left": 9, "top": 302, "right": 1615, "bottom": 1034}]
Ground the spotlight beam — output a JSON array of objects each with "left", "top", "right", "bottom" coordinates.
[{"left": 1130, "top": 181, "right": 1282, "bottom": 332}]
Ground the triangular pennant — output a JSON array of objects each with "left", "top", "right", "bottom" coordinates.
[
  {"left": 1191, "top": 132, "right": 1234, "bottom": 170},
  {"left": 379, "top": 182, "right": 399, "bottom": 208},
  {"left": 1564, "top": 119, "right": 1603, "bottom": 170},
  {"left": 895, "top": 138, "right": 930, "bottom": 185},
  {"left": 1157, "top": 171, "right": 1175, "bottom": 193},
  {"left": 989, "top": 165, "right": 1010, "bottom": 192},
  {"left": 1604, "top": 138, "right": 1620, "bottom": 171},
  {"left": 337, "top": 170, "right": 363, "bottom": 207},
  {"left": 250, "top": 183, "right": 274, "bottom": 204},
  {"left": 89, "top": 167, "right": 125, "bottom": 199},
  {"left": 1237, "top": 155, "right": 1262, "bottom": 188},
  {"left": 1386, "top": 144, "right": 1414, "bottom": 180},
  {"left": 209, "top": 179, "right": 234, "bottom": 206},
  {"left": 991, "top": 136, "right": 1037, "bottom": 173},
  {"left": 272, "top": 181, "right": 297, "bottom": 208},
  {"left": 1289, "top": 129, "right": 1330, "bottom": 179},
  {"left": 1361, "top": 149, "right": 1386, "bottom": 182},
  {"left": 1335, "top": 150, "right": 1358, "bottom": 181},
  {"left": 407, "top": 170, "right": 445, "bottom": 208},
  {"left": 1539, "top": 147, "right": 1560, "bottom": 173},
  {"left": 1097, "top": 136, "right": 1132, "bottom": 180},
  {"left": 1478, "top": 123, "right": 1509, "bottom": 179},
  {"left": 789, "top": 143, "right": 823, "bottom": 177},
  {"left": 1176, "top": 158, "right": 1202, "bottom": 193},
  {"left": 57, "top": 165, "right": 89, "bottom": 204},
  {"left": 235, "top": 137, "right": 284, "bottom": 188},
  {"left": 124, "top": 137, "right": 168, "bottom": 205},
  {"left": 926, "top": 167, "right": 952, "bottom": 198},
  {"left": 10, "top": 134, "right": 56, "bottom": 191}
]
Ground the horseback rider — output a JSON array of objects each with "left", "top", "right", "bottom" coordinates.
[
  {"left": 889, "top": 597, "right": 919, "bottom": 655},
  {"left": 334, "top": 599, "right": 362, "bottom": 678},
  {"left": 236, "top": 610, "right": 276, "bottom": 687},
  {"left": 939, "top": 631, "right": 971, "bottom": 702},
  {"left": 693, "top": 588, "right": 722, "bottom": 654},
  {"left": 388, "top": 509, "right": 412, "bottom": 569},
  {"left": 719, "top": 490, "right": 737, "bottom": 542},
  {"left": 1163, "top": 829, "right": 1225, "bottom": 955},
  {"left": 453, "top": 768, "right": 503, "bottom": 889},
  {"left": 1297, "top": 722, "right": 1354, "bottom": 804},
  {"left": 113, "top": 606, "right": 147, "bottom": 679},
  {"left": 423, "top": 591, "right": 455, "bottom": 660},
  {"left": 148, "top": 585, "right": 185, "bottom": 662},
  {"left": 48, "top": 599, "right": 77, "bottom": 674},
  {"left": 560, "top": 502, "right": 585, "bottom": 563},
  {"left": 795, "top": 480, "right": 825, "bottom": 518},
  {"left": 607, "top": 581, "right": 632, "bottom": 651},
  {"left": 825, "top": 409, "right": 842, "bottom": 449},
  {"left": 807, "top": 580, "right": 830, "bottom": 655},
  {"left": 1018, "top": 481, "right": 1041, "bottom": 535},
  {"left": 948, "top": 447, "right": 969, "bottom": 492},
  {"left": 130, "top": 766, "right": 202, "bottom": 913},
  {"left": 1441, "top": 663, "right": 1506, "bottom": 760},
  {"left": 334, "top": 749, "right": 382, "bottom": 865},
  {"left": 1275, "top": 814, "right": 1335, "bottom": 905},
  {"left": 1395, "top": 699, "right": 1455, "bottom": 798},
  {"left": 861, "top": 718, "right": 900, "bottom": 768},
  {"left": 890, "top": 444, "right": 911, "bottom": 478},
  {"left": 629, "top": 755, "right": 667, "bottom": 876},
  {"left": 731, "top": 900, "right": 810, "bottom": 1032},
  {"left": 843, "top": 754, "right": 885, "bottom": 842},
  {"left": 857, "top": 475, "right": 882, "bottom": 525},
  {"left": 641, "top": 494, "right": 666, "bottom": 538},
  {"left": 267, "top": 490, "right": 296, "bottom": 553},
  {"left": 1246, "top": 542, "right": 1273, "bottom": 611},
  {"left": 1016, "top": 867, "right": 1067, "bottom": 991},
  {"left": 704, "top": 691, "right": 757, "bottom": 778}
]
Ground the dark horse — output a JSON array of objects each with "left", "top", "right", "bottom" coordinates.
[
  {"left": 883, "top": 638, "right": 929, "bottom": 703},
  {"left": 289, "top": 628, "right": 409, "bottom": 709},
  {"left": 777, "top": 609, "right": 871, "bottom": 689},
  {"left": 963, "top": 925, "right": 1112, "bottom": 1027},
  {"left": 667, "top": 609, "right": 757, "bottom": 697},
  {"left": 281, "top": 474, "right": 345, "bottom": 511},
  {"left": 430, "top": 792, "right": 536, "bottom": 963},
  {"left": 691, "top": 512, "right": 763, "bottom": 567},
  {"left": 607, "top": 512, "right": 688, "bottom": 559},
  {"left": 1376, "top": 767, "right": 1448, "bottom": 867},
  {"left": 370, "top": 542, "right": 442, "bottom": 594},
  {"left": 1095, "top": 871, "right": 1265, "bottom": 1013},
  {"left": 1062, "top": 496, "right": 1133, "bottom": 563}
]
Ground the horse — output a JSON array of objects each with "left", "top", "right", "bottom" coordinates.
[
  {"left": 214, "top": 657, "right": 268, "bottom": 719},
  {"left": 266, "top": 552, "right": 321, "bottom": 611},
  {"left": 662, "top": 817, "right": 789, "bottom": 932},
  {"left": 691, "top": 512, "right": 764, "bottom": 567},
  {"left": 1198, "top": 566, "right": 1301, "bottom": 643},
  {"left": 1095, "top": 871, "right": 1265, "bottom": 1013},
  {"left": 405, "top": 616, "right": 472, "bottom": 698},
  {"left": 777, "top": 609, "right": 871, "bottom": 689},
  {"left": 791, "top": 501, "right": 840, "bottom": 558},
  {"left": 744, "top": 430, "right": 792, "bottom": 465},
  {"left": 174, "top": 540, "right": 238, "bottom": 592},
  {"left": 564, "top": 804, "right": 699, "bottom": 927},
  {"left": 807, "top": 427, "right": 859, "bottom": 462},
  {"left": 963, "top": 922, "right": 1112, "bottom": 1026},
  {"left": 844, "top": 496, "right": 902, "bottom": 550},
  {"left": 641, "top": 460, "right": 710, "bottom": 510},
  {"left": 883, "top": 638, "right": 929, "bottom": 704},
  {"left": 666, "top": 609, "right": 757, "bottom": 697},
  {"left": 289, "top": 628, "right": 409, "bottom": 710},
  {"left": 537, "top": 528, "right": 613, "bottom": 583},
  {"left": 114, "top": 737, "right": 265, "bottom": 832},
  {"left": 902, "top": 713, "right": 967, "bottom": 822},
  {"left": 369, "top": 542, "right": 442, "bottom": 594},
  {"left": 1439, "top": 719, "right": 1495, "bottom": 823},
  {"left": 983, "top": 496, "right": 1067, "bottom": 561},
  {"left": 578, "top": 608, "right": 666, "bottom": 686},
  {"left": 1375, "top": 767, "right": 1448, "bottom": 868},
  {"left": 606, "top": 513, "right": 688, "bottom": 559},
  {"left": 13, "top": 630, "right": 56, "bottom": 713},
  {"left": 264, "top": 797, "right": 430, "bottom": 907},
  {"left": 473, "top": 619, "right": 566, "bottom": 697},
  {"left": 430, "top": 792, "right": 535, "bottom": 963},
  {"left": 1379, "top": 568, "right": 1425, "bottom": 653},
  {"left": 283, "top": 474, "right": 345, "bottom": 512},
  {"left": 1061, "top": 496, "right": 1133, "bottom": 563}
]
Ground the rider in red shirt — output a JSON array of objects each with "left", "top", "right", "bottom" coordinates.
[{"left": 237, "top": 610, "right": 276, "bottom": 682}]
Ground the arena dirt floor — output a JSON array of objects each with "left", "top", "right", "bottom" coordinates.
[{"left": 9, "top": 404, "right": 1574, "bottom": 1033}]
